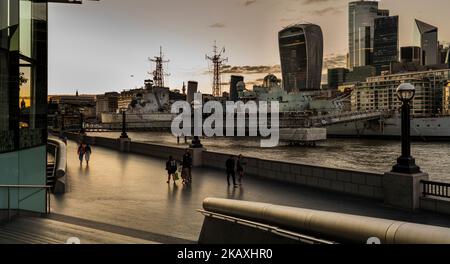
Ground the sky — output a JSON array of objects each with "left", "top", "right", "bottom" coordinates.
[{"left": 48, "top": 0, "right": 450, "bottom": 95}]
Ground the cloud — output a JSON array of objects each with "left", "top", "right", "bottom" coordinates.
[
  {"left": 243, "top": 0, "right": 257, "bottom": 7},
  {"left": 220, "top": 65, "right": 281, "bottom": 75},
  {"left": 302, "top": 0, "right": 332, "bottom": 5},
  {"left": 311, "top": 7, "right": 342, "bottom": 16},
  {"left": 209, "top": 23, "right": 226, "bottom": 28},
  {"left": 323, "top": 53, "right": 347, "bottom": 70}
]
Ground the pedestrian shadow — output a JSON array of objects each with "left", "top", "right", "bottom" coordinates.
[
  {"left": 167, "top": 182, "right": 179, "bottom": 203},
  {"left": 227, "top": 186, "right": 244, "bottom": 200}
]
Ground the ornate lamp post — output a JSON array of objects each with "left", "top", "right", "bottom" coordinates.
[
  {"left": 120, "top": 108, "right": 129, "bottom": 139},
  {"left": 392, "top": 83, "right": 421, "bottom": 174}
]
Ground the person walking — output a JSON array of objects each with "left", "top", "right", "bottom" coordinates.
[
  {"left": 166, "top": 156, "right": 178, "bottom": 184},
  {"left": 182, "top": 150, "right": 193, "bottom": 184},
  {"left": 84, "top": 144, "right": 92, "bottom": 166},
  {"left": 226, "top": 155, "right": 238, "bottom": 187},
  {"left": 77, "top": 142, "right": 85, "bottom": 166},
  {"left": 237, "top": 154, "right": 246, "bottom": 185}
]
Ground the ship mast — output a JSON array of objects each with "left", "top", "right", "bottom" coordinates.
[
  {"left": 206, "top": 41, "right": 228, "bottom": 97},
  {"left": 149, "top": 46, "right": 170, "bottom": 87}
]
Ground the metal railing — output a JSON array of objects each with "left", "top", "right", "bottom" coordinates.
[
  {"left": 0, "top": 185, "right": 51, "bottom": 222},
  {"left": 421, "top": 180, "right": 450, "bottom": 199},
  {"left": 198, "top": 209, "right": 335, "bottom": 244}
]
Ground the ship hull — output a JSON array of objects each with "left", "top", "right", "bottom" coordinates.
[{"left": 327, "top": 116, "right": 450, "bottom": 140}]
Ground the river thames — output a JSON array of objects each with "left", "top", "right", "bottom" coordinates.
[{"left": 88, "top": 132, "right": 450, "bottom": 183}]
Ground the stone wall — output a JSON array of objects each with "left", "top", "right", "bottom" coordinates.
[
  {"left": 420, "top": 197, "right": 450, "bottom": 216},
  {"left": 202, "top": 150, "right": 384, "bottom": 200}
]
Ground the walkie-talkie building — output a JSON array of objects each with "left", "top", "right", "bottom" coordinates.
[{"left": 279, "top": 23, "right": 323, "bottom": 93}]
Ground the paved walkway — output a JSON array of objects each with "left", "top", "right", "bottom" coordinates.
[{"left": 51, "top": 141, "right": 450, "bottom": 242}]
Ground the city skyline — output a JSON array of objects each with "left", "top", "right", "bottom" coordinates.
[{"left": 48, "top": 0, "right": 450, "bottom": 95}]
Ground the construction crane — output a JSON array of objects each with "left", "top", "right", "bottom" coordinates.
[
  {"left": 206, "top": 41, "right": 228, "bottom": 97},
  {"left": 149, "top": 46, "right": 170, "bottom": 87}
]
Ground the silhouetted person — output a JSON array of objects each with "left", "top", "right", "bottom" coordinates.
[
  {"left": 85, "top": 144, "right": 92, "bottom": 166},
  {"left": 237, "top": 154, "right": 246, "bottom": 185},
  {"left": 182, "top": 150, "right": 193, "bottom": 184},
  {"left": 77, "top": 143, "right": 85, "bottom": 166},
  {"left": 166, "top": 156, "right": 177, "bottom": 184},
  {"left": 226, "top": 156, "right": 237, "bottom": 187}
]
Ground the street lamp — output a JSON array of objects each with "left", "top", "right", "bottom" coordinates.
[
  {"left": 79, "top": 107, "right": 85, "bottom": 134},
  {"left": 120, "top": 108, "right": 129, "bottom": 139},
  {"left": 392, "top": 83, "right": 421, "bottom": 174}
]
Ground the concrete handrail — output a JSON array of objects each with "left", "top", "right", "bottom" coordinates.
[
  {"left": 47, "top": 138, "right": 67, "bottom": 179},
  {"left": 203, "top": 198, "right": 450, "bottom": 244}
]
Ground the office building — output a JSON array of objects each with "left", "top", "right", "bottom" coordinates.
[
  {"left": 373, "top": 16, "right": 399, "bottom": 74},
  {"left": 348, "top": 1, "right": 389, "bottom": 69},
  {"left": 401, "top": 46, "right": 422, "bottom": 64},
  {"left": 351, "top": 69, "right": 450, "bottom": 116},
  {"left": 328, "top": 68, "right": 349, "bottom": 90},
  {"left": 279, "top": 23, "right": 323, "bottom": 93},
  {"left": 414, "top": 19, "right": 439, "bottom": 66},
  {"left": 346, "top": 65, "right": 377, "bottom": 83}
]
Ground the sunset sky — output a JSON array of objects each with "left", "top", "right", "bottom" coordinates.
[{"left": 48, "top": 0, "right": 450, "bottom": 95}]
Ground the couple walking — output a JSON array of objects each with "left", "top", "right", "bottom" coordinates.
[
  {"left": 226, "top": 155, "right": 245, "bottom": 187},
  {"left": 77, "top": 142, "right": 92, "bottom": 166},
  {"left": 166, "top": 150, "right": 193, "bottom": 184}
]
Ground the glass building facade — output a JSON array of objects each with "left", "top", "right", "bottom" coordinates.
[
  {"left": 1, "top": 0, "right": 48, "bottom": 214},
  {"left": 348, "top": 1, "right": 389, "bottom": 69},
  {"left": 279, "top": 23, "right": 323, "bottom": 93},
  {"left": 414, "top": 19, "right": 439, "bottom": 66},
  {"left": 373, "top": 16, "right": 399, "bottom": 74}
]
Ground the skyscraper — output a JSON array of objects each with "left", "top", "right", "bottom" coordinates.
[
  {"left": 348, "top": 1, "right": 389, "bottom": 69},
  {"left": 373, "top": 16, "right": 399, "bottom": 74},
  {"left": 279, "top": 23, "right": 323, "bottom": 93},
  {"left": 414, "top": 19, "right": 439, "bottom": 66}
]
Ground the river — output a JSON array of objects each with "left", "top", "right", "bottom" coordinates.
[{"left": 87, "top": 132, "right": 450, "bottom": 183}]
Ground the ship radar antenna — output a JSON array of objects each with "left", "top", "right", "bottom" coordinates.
[
  {"left": 206, "top": 41, "right": 228, "bottom": 97},
  {"left": 149, "top": 46, "right": 170, "bottom": 87}
]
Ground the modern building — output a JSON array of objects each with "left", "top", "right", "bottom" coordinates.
[
  {"left": 229, "top": 75, "right": 244, "bottom": 102},
  {"left": 346, "top": 65, "right": 377, "bottom": 83},
  {"left": 351, "top": 69, "right": 450, "bottom": 117},
  {"left": 187, "top": 81, "right": 198, "bottom": 103},
  {"left": 328, "top": 68, "right": 349, "bottom": 90},
  {"left": 373, "top": 16, "right": 399, "bottom": 74},
  {"left": 414, "top": 19, "right": 439, "bottom": 66},
  {"left": 1, "top": 0, "right": 92, "bottom": 219},
  {"left": 348, "top": 1, "right": 389, "bottom": 69},
  {"left": 401, "top": 46, "right": 422, "bottom": 64},
  {"left": 279, "top": 23, "right": 323, "bottom": 93}
]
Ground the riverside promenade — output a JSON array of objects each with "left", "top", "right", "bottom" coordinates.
[{"left": 47, "top": 140, "right": 450, "bottom": 243}]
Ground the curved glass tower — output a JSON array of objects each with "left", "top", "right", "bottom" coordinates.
[{"left": 279, "top": 23, "right": 323, "bottom": 93}]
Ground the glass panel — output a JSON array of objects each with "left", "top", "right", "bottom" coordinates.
[
  {"left": 19, "top": 0, "right": 31, "bottom": 58},
  {"left": 0, "top": 0, "right": 20, "bottom": 154}
]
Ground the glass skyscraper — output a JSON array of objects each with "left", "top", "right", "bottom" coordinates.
[
  {"left": 414, "top": 19, "right": 439, "bottom": 66},
  {"left": 373, "top": 16, "right": 399, "bottom": 74},
  {"left": 279, "top": 23, "right": 323, "bottom": 93},
  {"left": 348, "top": 1, "right": 389, "bottom": 69}
]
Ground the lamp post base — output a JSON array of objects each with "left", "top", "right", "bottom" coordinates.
[
  {"left": 190, "top": 136, "right": 203, "bottom": 148},
  {"left": 120, "top": 133, "right": 129, "bottom": 139},
  {"left": 392, "top": 156, "right": 421, "bottom": 174}
]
